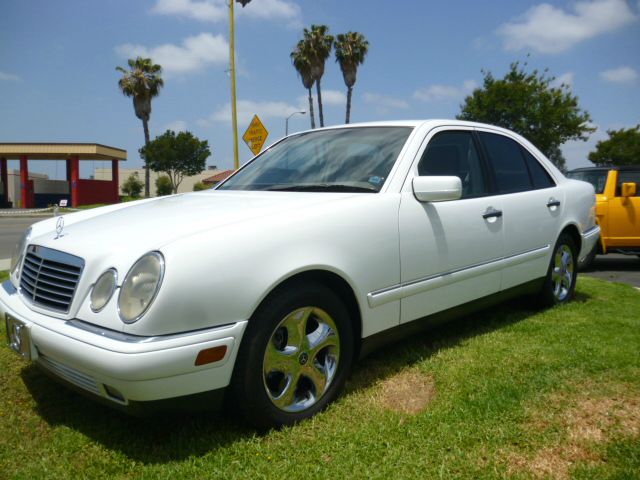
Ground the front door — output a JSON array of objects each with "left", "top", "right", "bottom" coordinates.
[{"left": 398, "top": 128, "right": 504, "bottom": 324}]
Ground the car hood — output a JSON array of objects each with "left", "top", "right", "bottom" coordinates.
[{"left": 30, "top": 190, "right": 360, "bottom": 259}]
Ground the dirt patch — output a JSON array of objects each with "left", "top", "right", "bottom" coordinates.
[
  {"left": 505, "top": 383, "right": 640, "bottom": 479},
  {"left": 373, "top": 369, "right": 435, "bottom": 415}
]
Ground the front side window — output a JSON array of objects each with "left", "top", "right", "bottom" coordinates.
[
  {"left": 479, "top": 132, "right": 533, "bottom": 194},
  {"left": 616, "top": 171, "right": 640, "bottom": 197},
  {"left": 218, "top": 127, "right": 412, "bottom": 192},
  {"left": 417, "top": 131, "right": 488, "bottom": 198}
]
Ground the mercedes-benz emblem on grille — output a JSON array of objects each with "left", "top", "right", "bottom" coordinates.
[{"left": 55, "top": 217, "right": 65, "bottom": 239}]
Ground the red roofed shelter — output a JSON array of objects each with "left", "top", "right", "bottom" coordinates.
[{"left": 0, "top": 143, "right": 126, "bottom": 208}]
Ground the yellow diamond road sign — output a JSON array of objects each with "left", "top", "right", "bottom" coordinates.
[{"left": 242, "top": 114, "right": 269, "bottom": 156}]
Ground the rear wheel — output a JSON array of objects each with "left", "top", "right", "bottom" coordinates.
[
  {"left": 230, "top": 281, "right": 353, "bottom": 430},
  {"left": 539, "top": 233, "right": 578, "bottom": 307}
]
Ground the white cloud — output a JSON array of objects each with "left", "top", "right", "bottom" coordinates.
[
  {"left": 116, "top": 33, "right": 228, "bottom": 76},
  {"left": 600, "top": 66, "right": 638, "bottom": 84},
  {"left": 0, "top": 71, "right": 20, "bottom": 81},
  {"left": 363, "top": 93, "right": 409, "bottom": 112},
  {"left": 498, "top": 0, "right": 638, "bottom": 54},
  {"left": 151, "top": 0, "right": 301, "bottom": 24},
  {"left": 550, "top": 72, "right": 575, "bottom": 88},
  {"left": 198, "top": 99, "right": 302, "bottom": 127},
  {"left": 413, "top": 80, "right": 477, "bottom": 103},
  {"left": 320, "top": 89, "right": 347, "bottom": 106},
  {"left": 162, "top": 120, "right": 188, "bottom": 132}
]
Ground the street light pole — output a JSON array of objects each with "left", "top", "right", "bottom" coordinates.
[{"left": 285, "top": 111, "right": 306, "bottom": 136}]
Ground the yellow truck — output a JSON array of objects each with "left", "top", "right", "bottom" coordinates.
[{"left": 567, "top": 166, "right": 640, "bottom": 268}]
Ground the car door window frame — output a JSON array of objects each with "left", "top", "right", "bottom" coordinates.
[{"left": 407, "top": 127, "right": 493, "bottom": 200}]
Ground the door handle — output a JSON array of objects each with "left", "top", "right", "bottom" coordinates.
[
  {"left": 547, "top": 198, "right": 561, "bottom": 208},
  {"left": 482, "top": 207, "right": 503, "bottom": 219}
]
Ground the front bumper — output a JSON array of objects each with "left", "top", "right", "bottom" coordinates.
[
  {"left": 1, "top": 280, "right": 247, "bottom": 407},
  {"left": 579, "top": 225, "right": 601, "bottom": 262}
]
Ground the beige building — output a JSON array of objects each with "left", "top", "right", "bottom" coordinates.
[{"left": 94, "top": 166, "right": 225, "bottom": 197}]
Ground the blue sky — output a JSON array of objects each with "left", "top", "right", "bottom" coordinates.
[{"left": 1, "top": 0, "right": 639, "bottom": 179}]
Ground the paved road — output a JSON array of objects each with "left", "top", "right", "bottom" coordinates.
[
  {"left": 0, "top": 216, "right": 51, "bottom": 259},
  {"left": 583, "top": 253, "right": 640, "bottom": 288}
]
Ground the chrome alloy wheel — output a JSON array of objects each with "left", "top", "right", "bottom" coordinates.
[
  {"left": 551, "top": 244, "right": 574, "bottom": 301},
  {"left": 262, "top": 306, "right": 340, "bottom": 413}
]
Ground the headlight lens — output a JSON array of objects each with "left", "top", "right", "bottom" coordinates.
[
  {"left": 118, "top": 252, "right": 164, "bottom": 323},
  {"left": 90, "top": 269, "right": 117, "bottom": 312},
  {"left": 10, "top": 227, "right": 32, "bottom": 275}
]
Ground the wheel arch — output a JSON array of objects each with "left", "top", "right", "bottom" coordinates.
[
  {"left": 560, "top": 223, "right": 582, "bottom": 253},
  {"left": 248, "top": 269, "right": 363, "bottom": 361}
]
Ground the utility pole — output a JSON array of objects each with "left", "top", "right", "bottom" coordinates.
[{"left": 229, "top": 0, "right": 240, "bottom": 170}]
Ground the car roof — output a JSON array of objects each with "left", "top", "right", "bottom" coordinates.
[{"left": 298, "top": 119, "right": 524, "bottom": 135}]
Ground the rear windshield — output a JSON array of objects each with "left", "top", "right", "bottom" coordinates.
[{"left": 566, "top": 170, "right": 608, "bottom": 194}]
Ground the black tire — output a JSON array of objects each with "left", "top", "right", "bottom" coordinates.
[
  {"left": 578, "top": 243, "right": 597, "bottom": 271},
  {"left": 229, "top": 281, "right": 354, "bottom": 430},
  {"left": 538, "top": 233, "right": 578, "bottom": 307}
]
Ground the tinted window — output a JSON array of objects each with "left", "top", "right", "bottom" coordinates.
[
  {"left": 418, "top": 131, "right": 487, "bottom": 198},
  {"left": 479, "top": 132, "right": 532, "bottom": 194},
  {"left": 522, "top": 148, "right": 555, "bottom": 189},
  {"left": 566, "top": 170, "right": 608, "bottom": 194},
  {"left": 616, "top": 171, "right": 640, "bottom": 197}
]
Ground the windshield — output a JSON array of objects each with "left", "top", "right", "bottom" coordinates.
[
  {"left": 218, "top": 126, "right": 413, "bottom": 192},
  {"left": 566, "top": 170, "right": 608, "bottom": 194}
]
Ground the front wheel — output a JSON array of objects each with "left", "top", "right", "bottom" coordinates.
[
  {"left": 230, "top": 281, "right": 354, "bottom": 430},
  {"left": 538, "top": 233, "right": 578, "bottom": 307}
]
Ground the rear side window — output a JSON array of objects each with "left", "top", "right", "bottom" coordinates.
[
  {"left": 616, "top": 171, "right": 640, "bottom": 197},
  {"left": 418, "top": 131, "right": 488, "bottom": 198},
  {"left": 521, "top": 148, "right": 555, "bottom": 189},
  {"left": 479, "top": 132, "right": 532, "bottom": 194}
]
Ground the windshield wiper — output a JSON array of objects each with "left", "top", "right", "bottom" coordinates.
[{"left": 266, "top": 184, "right": 378, "bottom": 193}]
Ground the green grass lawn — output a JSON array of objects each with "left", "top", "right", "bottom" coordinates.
[{"left": 1, "top": 275, "right": 638, "bottom": 479}]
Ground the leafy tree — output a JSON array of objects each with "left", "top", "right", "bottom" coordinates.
[
  {"left": 458, "top": 62, "right": 594, "bottom": 170},
  {"left": 155, "top": 175, "right": 173, "bottom": 196},
  {"left": 300, "top": 25, "right": 333, "bottom": 128},
  {"left": 121, "top": 174, "right": 144, "bottom": 198},
  {"left": 116, "top": 57, "right": 164, "bottom": 197},
  {"left": 193, "top": 181, "right": 210, "bottom": 191},
  {"left": 334, "top": 31, "right": 369, "bottom": 124},
  {"left": 291, "top": 42, "right": 316, "bottom": 129},
  {"left": 589, "top": 125, "right": 640, "bottom": 166},
  {"left": 139, "top": 130, "right": 211, "bottom": 194}
]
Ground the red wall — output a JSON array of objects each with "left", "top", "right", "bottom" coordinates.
[{"left": 77, "top": 179, "right": 119, "bottom": 206}]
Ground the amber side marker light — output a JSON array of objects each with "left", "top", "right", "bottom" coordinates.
[{"left": 195, "top": 346, "right": 227, "bottom": 366}]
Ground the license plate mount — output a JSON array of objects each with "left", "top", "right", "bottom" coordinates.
[{"left": 5, "top": 314, "right": 32, "bottom": 361}]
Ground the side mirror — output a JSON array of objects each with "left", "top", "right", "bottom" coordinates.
[
  {"left": 412, "top": 176, "right": 462, "bottom": 202},
  {"left": 621, "top": 182, "right": 637, "bottom": 197}
]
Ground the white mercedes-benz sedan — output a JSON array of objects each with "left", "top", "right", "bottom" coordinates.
[{"left": 2, "top": 120, "right": 599, "bottom": 428}]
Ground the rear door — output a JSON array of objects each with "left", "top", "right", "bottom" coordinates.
[{"left": 476, "top": 130, "right": 562, "bottom": 290}]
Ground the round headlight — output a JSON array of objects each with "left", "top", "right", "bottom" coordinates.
[
  {"left": 90, "top": 269, "right": 117, "bottom": 312},
  {"left": 10, "top": 227, "right": 32, "bottom": 275},
  {"left": 118, "top": 252, "right": 165, "bottom": 323}
]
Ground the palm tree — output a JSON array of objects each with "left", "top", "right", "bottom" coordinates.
[
  {"left": 301, "top": 25, "right": 333, "bottom": 128},
  {"left": 291, "top": 41, "right": 316, "bottom": 129},
  {"left": 116, "top": 57, "right": 164, "bottom": 197},
  {"left": 334, "top": 32, "right": 369, "bottom": 124}
]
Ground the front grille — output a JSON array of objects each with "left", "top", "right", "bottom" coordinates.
[{"left": 19, "top": 245, "right": 84, "bottom": 313}]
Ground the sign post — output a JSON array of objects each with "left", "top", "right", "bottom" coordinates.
[{"left": 242, "top": 115, "right": 269, "bottom": 156}]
